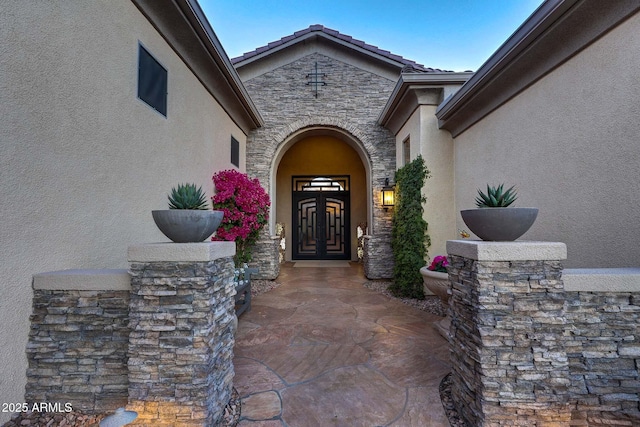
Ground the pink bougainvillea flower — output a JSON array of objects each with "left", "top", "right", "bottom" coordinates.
[{"left": 211, "top": 169, "right": 270, "bottom": 266}]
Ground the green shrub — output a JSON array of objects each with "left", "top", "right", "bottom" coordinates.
[{"left": 390, "top": 155, "right": 431, "bottom": 299}]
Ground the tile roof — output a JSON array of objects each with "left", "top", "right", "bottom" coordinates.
[{"left": 231, "top": 24, "right": 446, "bottom": 72}]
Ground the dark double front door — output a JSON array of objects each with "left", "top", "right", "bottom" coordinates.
[{"left": 292, "top": 176, "right": 350, "bottom": 260}]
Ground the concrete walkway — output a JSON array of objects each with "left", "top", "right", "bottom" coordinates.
[{"left": 233, "top": 263, "right": 451, "bottom": 426}]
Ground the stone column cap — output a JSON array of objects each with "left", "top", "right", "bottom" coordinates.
[
  {"left": 564, "top": 268, "right": 640, "bottom": 292},
  {"left": 447, "top": 240, "right": 567, "bottom": 261},
  {"left": 33, "top": 269, "right": 131, "bottom": 290},
  {"left": 128, "top": 241, "right": 236, "bottom": 262}
]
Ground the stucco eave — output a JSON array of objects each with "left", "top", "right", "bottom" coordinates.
[
  {"left": 131, "top": 0, "right": 264, "bottom": 133},
  {"left": 379, "top": 73, "right": 471, "bottom": 135},
  {"left": 436, "top": 0, "right": 640, "bottom": 137}
]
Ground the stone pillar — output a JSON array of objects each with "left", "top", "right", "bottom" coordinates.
[
  {"left": 250, "top": 232, "right": 280, "bottom": 279},
  {"left": 127, "top": 242, "right": 236, "bottom": 426},
  {"left": 363, "top": 235, "right": 394, "bottom": 279},
  {"left": 447, "top": 240, "right": 571, "bottom": 426}
]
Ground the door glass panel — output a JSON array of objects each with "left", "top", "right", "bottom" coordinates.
[
  {"left": 297, "top": 197, "right": 317, "bottom": 256},
  {"left": 325, "top": 197, "right": 344, "bottom": 255}
]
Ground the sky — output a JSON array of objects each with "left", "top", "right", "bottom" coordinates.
[{"left": 199, "top": 0, "right": 545, "bottom": 72}]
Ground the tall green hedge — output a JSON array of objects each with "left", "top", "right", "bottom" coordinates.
[{"left": 390, "top": 155, "right": 431, "bottom": 299}]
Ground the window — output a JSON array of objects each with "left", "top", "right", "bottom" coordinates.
[
  {"left": 403, "top": 137, "right": 410, "bottom": 165},
  {"left": 138, "top": 44, "right": 167, "bottom": 116},
  {"left": 293, "top": 176, "right": 349, "bottom": 192},
  {"left": 231, "top": 136, "right": 240, "bottom": 167}
]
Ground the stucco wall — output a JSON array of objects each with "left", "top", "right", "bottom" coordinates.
[
  {"left": 0, "top": 1, "right": 245, "bottom": 418},
  {"left": 452, "top": 11, "right": 640, "bottom": 268},
  {"left": 395, "top": 111, "right": 421, "bottom": 169},
  {"left": 396, "top": 106, "right": 456, "bottom": 263}
]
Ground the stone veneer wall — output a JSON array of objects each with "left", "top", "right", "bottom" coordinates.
[
  {"left": 25, "top": 270, "right": 131, "bottom": 413},
  {"left": 447, "top": 240, "right": 640, "bottom": 426},
  {"left": 250, "top": 232, "right": 281, "bottom": 279},
  {"left": 363, "top": 235, "right": 393, "bottom": 279},
  {"left": 563, "top": 271, "right": 640, "bottom": 425},
  {"left": 127, "top": 242, "right": 236, "bottom": 427},
  {"left": 24, "top": 242, "right": 237, "bottom": 426},
  {"left": 241, "top": 53, "right": 396, "bottom": 278}
]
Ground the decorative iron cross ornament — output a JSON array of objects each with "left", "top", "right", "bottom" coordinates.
[{"left": 306, "top": 62, "right": 326, "bottom": 98}]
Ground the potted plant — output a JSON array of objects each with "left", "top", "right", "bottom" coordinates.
[
  {"left": 420, "top": 255, "right": 451, "bottom": 337},
  {"left": 152, "top": 183, "right": 223, "bottom": 243},
  {"left": 460, "top": 184, "right": 538, "bottom": 241}
]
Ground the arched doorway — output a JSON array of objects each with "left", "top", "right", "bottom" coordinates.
[{"left": 273, "top": 131, "right": 369, "bottom": 261}]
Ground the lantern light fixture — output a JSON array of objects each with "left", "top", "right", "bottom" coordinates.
[{"left": 381, "top": 178, "right": 395, "bottom": 209}]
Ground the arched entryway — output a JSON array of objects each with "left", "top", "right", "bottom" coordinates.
[{"left": 271, "top": 128, "right": 370, "bottom": 261}]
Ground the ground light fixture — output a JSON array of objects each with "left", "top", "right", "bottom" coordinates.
[
  {"left": 381, "top": 178, "right": 395, "bottom": 209},
  {"left": 99, "top": 408, "right": 138, "bottom": 427}
]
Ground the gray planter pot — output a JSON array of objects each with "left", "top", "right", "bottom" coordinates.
[
  {"left": 460, "top": 207, "right": 538, "bottom": 241},
  {"left": 152, "top": 210, "right": 224, "bottom": 243}
]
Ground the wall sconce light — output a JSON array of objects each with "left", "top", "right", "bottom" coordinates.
[{"left": 381, "top": 178, "right": 395, "bottom": 209}]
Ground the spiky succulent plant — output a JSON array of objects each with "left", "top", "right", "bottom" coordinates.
[
  {"left": 475, "top": 184, "right": 517, "bottom": 208},
  {"left": 168, "top": 183, "right": 208, "bottom": 210}
]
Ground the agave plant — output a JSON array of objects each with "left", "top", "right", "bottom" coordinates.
[
  {"left": 475, "top": 184, "right": 517, "bottom": 208},
  {"left": 168, "top": 183, "right": 209, "bottom": 210}
]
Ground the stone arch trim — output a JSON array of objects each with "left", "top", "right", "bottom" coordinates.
[
  {"left": 271, "top": 116, "right": 378, "bottom": 163},
  {"left": 245, "top": 115, "right": 396, "bottom": 278},
  {"left": 267, "top": 118, "right": 375, "bottom": 238},
  {"left": 247, "top": 114, "right": 396, "bottom": 235}
]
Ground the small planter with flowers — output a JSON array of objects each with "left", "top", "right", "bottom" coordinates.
[{"left": 420, "top": 255, "right": 451, "bottom": 338}]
